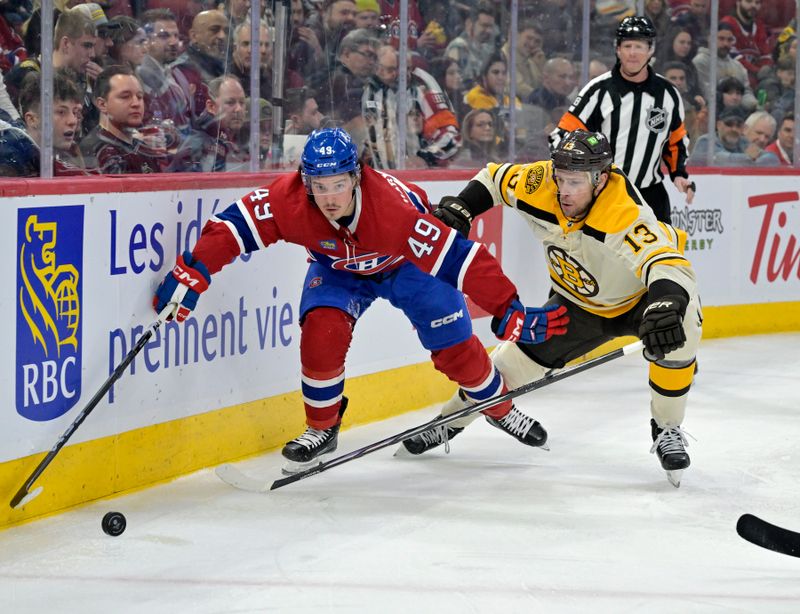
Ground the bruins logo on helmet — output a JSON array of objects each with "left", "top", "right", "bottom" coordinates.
[{"left": 524, "top": 165, "right": 545, "bottom": 194}]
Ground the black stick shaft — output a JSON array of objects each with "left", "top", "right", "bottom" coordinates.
[
  {"left": 10, "top": 314, "right": 168, "bottom": 509},
  {"left": 271, "top": 340, "right": 643, "bottom": 490}
]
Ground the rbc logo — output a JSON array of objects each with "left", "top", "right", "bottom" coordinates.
[{"left": 16, "top": 206, "right": 84, "bottom": 421}]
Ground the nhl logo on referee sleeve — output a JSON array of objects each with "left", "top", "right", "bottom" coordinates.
[{"left": 646, "top": 107, "right": 668, "bottom": 132}]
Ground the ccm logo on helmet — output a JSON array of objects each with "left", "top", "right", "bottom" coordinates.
[{"left": 431, "top": 309, "right": 464, "bottom": 328}]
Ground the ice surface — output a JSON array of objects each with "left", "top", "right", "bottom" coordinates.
[{"left": 1, "top": 334, "right": 799, "bottom": 613}]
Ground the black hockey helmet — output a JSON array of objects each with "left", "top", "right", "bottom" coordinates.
[
  {"left": 552, "top": 130, "right": 613, "bottom": 185},
  {"left": 615, "top": 15, "right": 656, "bottom": 47}
]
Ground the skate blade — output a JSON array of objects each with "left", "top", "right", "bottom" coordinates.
[
  {"left": 281, "top": 457, "right": 326, "bottom": 475},
  {"left": 393, "top": 444, "right": 414, "bottom": 458},
  {"left": 538, "top": 442, "right": 550, "bottom": 452},
  {"left": 666, "top": 469, "right": 683, "bottom": 488}
]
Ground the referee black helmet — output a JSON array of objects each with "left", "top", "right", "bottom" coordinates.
[{"left": 615, "top": 15, "right": 656, "bottom": 47}]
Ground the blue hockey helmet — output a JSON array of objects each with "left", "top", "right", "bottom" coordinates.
[{"left": 301, "top": 128, "right": 360, "bottom": 191}]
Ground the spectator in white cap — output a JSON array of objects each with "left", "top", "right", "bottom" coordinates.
[{"left": 73, "top": 2, "right": 121, "bottom": 66}]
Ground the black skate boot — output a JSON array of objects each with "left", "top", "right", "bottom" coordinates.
[
  {"left": 485, "top": 405, "right": 549, "bottom": 449},
  {"left": 282, "top": 397, "right": 348, "bottom": 474},
  {"left": 650, "top": 418, "right": 691, "bottom": 488},
  {"left": 398, "top": 424, "right": 464, "bottom": 456}
]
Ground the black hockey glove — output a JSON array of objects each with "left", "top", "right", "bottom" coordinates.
[
  {"left": 638, "top": 294, "right": 688, "bottom": 361},
  {"left": 434, "top": 196, "right": 474, "bottom": 237}
]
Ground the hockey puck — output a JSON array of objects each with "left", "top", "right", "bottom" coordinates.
[{"left": 102, "top": 511, "right": 126, "bottom": 536}]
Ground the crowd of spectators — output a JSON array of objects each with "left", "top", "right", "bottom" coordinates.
[{"left": 0, "top": 0, "right": 796, "bottom": 177}]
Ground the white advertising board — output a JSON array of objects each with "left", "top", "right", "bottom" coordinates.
[{"left": 3, "top": 172, "right": 798, "bottom": 463}]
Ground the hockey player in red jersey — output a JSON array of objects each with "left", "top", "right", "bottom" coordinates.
[{"left": 154, "top": 128, "right": 568, "bottom": 473}]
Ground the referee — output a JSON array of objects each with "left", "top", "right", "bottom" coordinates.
[{"left": 550, "top": 16, "right": 695, "bottom": 223}]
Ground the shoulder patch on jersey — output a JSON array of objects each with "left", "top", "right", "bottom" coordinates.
[{"left": 524, "top": 165, "right": 545, "bottom": 194}]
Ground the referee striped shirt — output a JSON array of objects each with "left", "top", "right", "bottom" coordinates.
[{"left": 550, "top": 65, "right": 690, "bottom": 189}]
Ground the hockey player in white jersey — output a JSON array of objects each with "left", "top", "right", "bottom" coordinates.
[{"left": 402, "top": 130, "right": 702, "bottom": 487}]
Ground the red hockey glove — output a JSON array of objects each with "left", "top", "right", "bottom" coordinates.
[
  {"left": 153, "top": 251, "right": 211, "bottom": 322},
  {"left": 492, "top": 300, "right": 569, "bottom": 344}
]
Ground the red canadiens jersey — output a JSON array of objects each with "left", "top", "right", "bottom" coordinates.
[{"left": 192, "top": 165, "right": 517, "bottom": 318}]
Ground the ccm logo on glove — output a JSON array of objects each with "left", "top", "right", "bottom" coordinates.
[{"left": 153, "top": 251, "right": 211, "bottom": 322}]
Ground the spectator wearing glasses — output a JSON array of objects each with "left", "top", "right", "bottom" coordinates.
[
  {"left": 137, "top": 9, "right": 194, "bottom": 151},
  {"left": 688, "top": 105, "right": 778, "bottom": 166},
  {"left": 451, "top": 108, "right": 500, "bottom": 167},
  {"left": 317, "top": 28, "right": 379, "bottom": 129}
]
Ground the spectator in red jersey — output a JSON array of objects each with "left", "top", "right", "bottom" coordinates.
[
  {"left": 764, "top": 112, "right": 793, "bottom": 165},
  {"left": 137, "top": 9, "right": 194, "bottom": 154},
  {"left": 81, "top": 64, "right": 166, "bottom": 174},
  {"left": 720, "top": 0, "right": 773, "bottom": 88}
]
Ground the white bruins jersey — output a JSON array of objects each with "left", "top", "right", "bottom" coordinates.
[{"left": 473, "top": 160, "right": 697, "bottom": 317}]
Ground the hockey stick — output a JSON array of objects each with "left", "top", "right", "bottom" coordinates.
[
  {"left": 216, "top": 340, "right": 644, "bottom": 493},
  {"left": 736, "top": 513, "right": 800, "bottom": 558},
  {"left": 9, "top": 305, "right": 175, "bottom": 510}
]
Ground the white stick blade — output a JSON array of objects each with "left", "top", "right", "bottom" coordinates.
[
  {"left": 11, "top": 486, "right": 44, "bottom": 509},
  {"left": 215, "top": 465, "right": 271, "bottom": 493}
]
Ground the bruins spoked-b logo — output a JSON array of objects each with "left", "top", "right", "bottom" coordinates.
[
  {"left": 547, "top": 246, "right": 598, "bottom": 297},
  {"left": 646, "top": 106, "right": 668, "bottom": 133},
  {"left": 16, "top": 206, "right": 84, "bottom": 421}
]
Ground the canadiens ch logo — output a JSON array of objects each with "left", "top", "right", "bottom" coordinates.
[
  {"left": 16, "top": 206, "right": 84, "bottom": 421},
  {"left": 525, "top": 165, "right": 544, "bottom": 194},
  {"left": 331, "top": 252, "right": 402, "bottom": 274},
  {"left": 646, "top": 107, "right": 668, "bottom": 133},
  {"left": 547, "top": 245, "right": 598, "bottom": 297}
]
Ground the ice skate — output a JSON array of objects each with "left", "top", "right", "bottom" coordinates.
[
  {"left": 486, "top": 405, "right": 549, "bottom": 450},
  {"left": 650, "top": 419, "right": 691, "bottom": 488},
  {"left": 396, "top": 424, "right": 464, "bottom": 456},
  {"left": 282, "top": 398, "right": 348, "bottom": 474}
]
